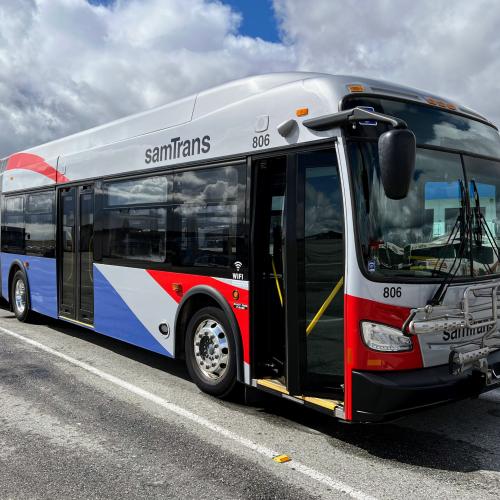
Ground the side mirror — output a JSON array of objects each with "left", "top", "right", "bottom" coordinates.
[{"left": 378, "top": 129, "right": 416, "bottom": 200}]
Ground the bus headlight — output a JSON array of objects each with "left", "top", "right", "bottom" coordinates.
[{"left": 361, "top": 322, "right": 413, "bottom": 352}]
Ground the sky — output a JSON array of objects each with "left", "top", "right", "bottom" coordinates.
[{"left": 1, "top": 0, "right": 500, "bottom": 156}]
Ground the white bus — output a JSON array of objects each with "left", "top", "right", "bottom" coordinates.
[{"left": 2, "top": 72, "right": 500, "bottom": 422}]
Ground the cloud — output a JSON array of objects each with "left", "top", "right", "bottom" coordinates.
[
  {"left": 274, "top": 0, "right": 500, "bottom": 126},
  {"left": 0, "top": 0, "right": 293, "bottom": 156},
  {"left": 2, "top": 0, "right": 500, "bottom": 158}
]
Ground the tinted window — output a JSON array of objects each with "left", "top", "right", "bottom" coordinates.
[
  {"left": 301, "top": 151, "right": 344, "bottom": 382},
  {"left": 25, "top": 192, "right": 55, "bottom": 257},
  {"left": 169, "top": 165, "right": 246, "bottom": 273},
  {"left": 344, "top": 96, "right": 500, "bottom": 159},
  {"left": 105, "top": 176, "right": 168, "bottom": 206},
  {"left": 1, "top": 196, "right": 25, "bottom": 253},
  {"left": 102, "top": 207, "right": 167, "bottom": 262},
  {"left": 101, "top": 176, "right": 169, "bottom": 264}
]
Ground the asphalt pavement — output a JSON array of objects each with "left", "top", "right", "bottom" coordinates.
[{"left": 0, "top": 304, "right": 499, "bottom": 499}]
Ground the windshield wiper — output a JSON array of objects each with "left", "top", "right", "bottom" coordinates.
[
  {"left": 429, "top": 180, "right": 471, "bottom": 306},
  {"left": 471, "top": 179, "right": 500, "bottom": 272}
]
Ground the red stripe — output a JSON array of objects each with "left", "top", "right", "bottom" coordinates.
[
  {"left": 344, "top": 294, "right": 423, "bottom": 420},
  {"left": 147, "top": 270, "right": 250, "bottom": 364},
  {"left": 7, "top": 153, "right": 69, "bottom": 183}
]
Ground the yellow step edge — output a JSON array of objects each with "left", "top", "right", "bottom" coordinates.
[
  {"left": 59, "top": 316, "right": 94, "bottom": 329},
  {"left": 257, "top": 378, "right": 289, "bottom": 394},
  {"left": 302, "top": 396, "right": 338, "bottom": 411},
  {"left": 256, "top": 379, "right": 340, "bottom": 411}
]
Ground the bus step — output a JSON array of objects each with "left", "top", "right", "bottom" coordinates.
[{"left": 255, "top": 378, "right": 342, "bottom": 413}]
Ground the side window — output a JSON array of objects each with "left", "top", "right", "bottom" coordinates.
[
  {"left": 101, "top": 176, "right": 169, "bottom": 263},
  {"left": 169, "top": 164, "right": 246, "bottom": 274},
  {"left": 1, "top": 196, "right": 25, "bottom": 254},
  {"left": 25, "top": 192, "right": 55, "bottom": 257}
]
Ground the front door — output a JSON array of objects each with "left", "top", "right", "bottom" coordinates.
[
  {"left": 59, "top": 185, "right": 94, "bottom": 325},
  {"left": 296, "top": 148, "right": 345, "bottom": 395},
  {"left": 252, "top": 147, "right": 345, "bottom": 396}
]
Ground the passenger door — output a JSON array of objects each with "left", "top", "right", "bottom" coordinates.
[
  {"left": 252, "top": 147, "right": 345, "bottom": 397},
  {"left": 58, "top": 185, "right": 94, "bottom": 325}
]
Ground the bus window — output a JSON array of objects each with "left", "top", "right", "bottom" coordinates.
[
  {"left": 25, "top": 192, "right": 55, "bottom": 257},
  {"left": 302, "top": 150, "right": 344, "bottom": 386},
  {"left": 170, "top": 164, "right": 246, "bottom": 275},
  {"left": 101, "top": 175, "right": 169, "bottom": 264},
  {"left": 1, "top": 196, "right": 25, "bottom": 254},
  {"left": 102, "top": 206, "right": 167, "bottom": 263},
  {"left": 105, "top": 176, "right": 168, "bottom": 206}
]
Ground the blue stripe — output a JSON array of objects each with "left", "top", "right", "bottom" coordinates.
[
  {"left": 1, "top": 252, "right": 57, "bottom": 318},
  {"left": 93, "top": 266, "right": 171, "bottom": 356}
]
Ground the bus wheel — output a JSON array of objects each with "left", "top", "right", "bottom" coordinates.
[
  {"left": 185, "top": 306, "right": 237, "bottom": 398},
  {"left": 10, "top": 270, "right": 33, "bottom": 322}
]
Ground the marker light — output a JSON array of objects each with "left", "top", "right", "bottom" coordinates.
[
  {"left": 348, "top": 84, "right": 365, "bottom": 93},
  {"left": 426, "top": 97, "right": 457, "bottom": 111},
  {"left": 361, "top": 321, "right": 413, "bottom": 352},
  {"left": 296, "top": 107, "right": 309, "bottom": 117}
]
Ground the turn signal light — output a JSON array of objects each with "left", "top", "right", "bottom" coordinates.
[
  {"left": 172, "top": 283, "right": 183, "bottom": 294},
  {"left": 348, "top": 84, "right": 365, "bottom": 93},
  {"left": 296, "top": 107, "right": 309, "bottom": 117}
]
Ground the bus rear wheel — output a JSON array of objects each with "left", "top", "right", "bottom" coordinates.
[
  {"left": 185, "top": 306, "right": 237, "bottom": 398},
  {"left": 10, "top": 270, "right": 33, "bottom": 323}
]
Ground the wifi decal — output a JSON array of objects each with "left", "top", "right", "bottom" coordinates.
[{"left": 232, "top": 261, "right": 244, "bottom": 280}]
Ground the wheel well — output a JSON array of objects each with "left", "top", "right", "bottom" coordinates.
[{"left": 175, "top": 294, "right": 221, "bottom": 359}]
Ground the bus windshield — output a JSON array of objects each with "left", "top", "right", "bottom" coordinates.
[{"left": 345, "top": 98, "right": 500, "bottom": 280}]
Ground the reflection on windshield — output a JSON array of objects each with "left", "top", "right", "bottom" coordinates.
[
  {"left": 344, "top": 96, "right": 500, "bottom": 158},
  {"left": 349, "top": 143, "right": 500, "bottom": 279}
]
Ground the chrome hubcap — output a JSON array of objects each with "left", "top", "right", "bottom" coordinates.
[
  {"left": 193, "top": 318, "right": 229, "bottom": 380},
  {"left": 14, "top": 279, "right": 26, "bottom": 314}
]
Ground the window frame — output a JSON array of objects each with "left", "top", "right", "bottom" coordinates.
[{"left": 96, "top": 161, "right": 248, "bottom": 277}]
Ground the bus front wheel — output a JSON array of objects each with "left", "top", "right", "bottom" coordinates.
[
  {"left": 185, "top": 306, "right": 237, "bottom": 398},
  {"left": 10, "top": 270, "right": 33, "bottom": 323}
]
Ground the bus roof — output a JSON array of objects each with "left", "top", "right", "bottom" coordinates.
[
  {"left": 5, "top": 72, "right": 492, "bottom": 161},
  {"left": 2, "top": 72, "right": 496, "bottom": 193}
]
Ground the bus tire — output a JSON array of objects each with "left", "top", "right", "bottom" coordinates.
[
  {"left": 185, "top": 306, "right": 237, "bottom": 398},
  {"left": 10, "top": 270, "right": 33, "bottom": 323}
]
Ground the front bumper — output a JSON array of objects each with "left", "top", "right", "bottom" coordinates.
[{"left": 351, "top": 349, "right": 500, "bottom": 422}]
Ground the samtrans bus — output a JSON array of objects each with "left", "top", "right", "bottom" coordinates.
[{"left": 2, "top": 72, "right": 500, "bottom": 422}]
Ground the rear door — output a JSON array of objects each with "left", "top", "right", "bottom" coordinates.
[{"left": 58, "top": 184, "right": 94, "bottom": 325}]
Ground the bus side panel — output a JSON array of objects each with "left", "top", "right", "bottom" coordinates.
[
  {"left": 93, "top": 264, "right": 250, "bottom": 380},
  {"left": 1, "top": 253, "right": 57, "bottom": 318},
  {"left": 94, "top": 264, "right": 175, "bottom": 356},
  {"left": 146, "top": 270, "right": 250, "bottom": 382}
]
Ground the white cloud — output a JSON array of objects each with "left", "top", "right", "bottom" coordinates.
[
  {"left": 0, "top": 0, "right": 293, "bottom": 156},
  {"left": 2, "top": 0, "right": 500, "bottom": 158},
  {"left": 274, "top": 0, "right": 500, "bottom": 126}
]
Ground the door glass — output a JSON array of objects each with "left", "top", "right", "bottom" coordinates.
[
  {"left": 61, "top": 190, "right": 76, "bottom": 316},
  {"left": 301, "top": 151, "right": 344, "bottom": 386},
  {"left": 79, "top": 190, "right": 94, "bottom": 322},
  {"left": 253, "top": 158, "right": 287, "bottom": 379}
]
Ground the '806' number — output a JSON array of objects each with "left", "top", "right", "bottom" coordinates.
[
  {"left": 252, "top": 134, "right": 270, "bottom": 149},
  {"left": 383, "top": 287, "right": 402, "bottom": 299}
]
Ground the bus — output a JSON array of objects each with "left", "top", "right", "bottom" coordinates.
[{"left": 2, "top": 72, "right": 500, "bottom": 422}]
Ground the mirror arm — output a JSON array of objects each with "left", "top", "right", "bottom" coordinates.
[{"left": 302, "top": 107, "right": 408, "bottom": 132}]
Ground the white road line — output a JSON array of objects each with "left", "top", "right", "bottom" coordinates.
[{"left": 0, "top": 325, "right": 376, "bottom": 500}]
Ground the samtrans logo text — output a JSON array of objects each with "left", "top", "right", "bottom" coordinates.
[
  {"left": 145, "top": 135, "right": 211, "bottom": 164},
  {"left": 442, "top": 324, "right": 489, "bottom": 341}
]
